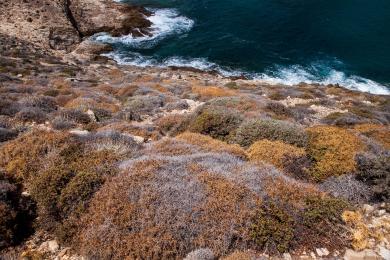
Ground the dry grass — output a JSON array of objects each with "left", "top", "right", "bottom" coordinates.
[
  {"left": 177, "top": 132, "right": 247, "bottom": 159},
  {"left": 354, "top": 124, "right": 390, "bottom": 149},
  {"left": 247, "top": 140, "right": 305, "bottom": 169},
  {"left": 192, "top": 86, "right": 235, "bottom": 100},
  {"left": 307, "top": 126, "right": 365, "bottom": 181}
]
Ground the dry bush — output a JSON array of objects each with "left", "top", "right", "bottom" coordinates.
[
  {"left": 188, "top": 106, "right": 243, "bottom": 141},
  {"left": 206, "top": 97, "right": 260, "bottom": 114},
  {"left": 65, "top": 97, "right": 119, "bottom": 113},
  {"left": 0, "top": 172, "right": 35, "bottom": 249},
  {"left": 356, "top": 152, "right": 390, "bottom": 202},
  {"left": 247, "top": 140, "right": 305, "bottom": 169},
  {"left": 18, "top": 96, "right": 57, "bottom": 113},
  {"left": 322, "top": 112, "right": 369, "bottom": 127},
  {"left": 0, "top": 128, "right": 18, "bottom": 142},
  {"left": 177, "top": 132, "right": 247, "bottom": 159},
  {"left": 282, "top": 155, "right": 313, "bottom": 180},
  {"left": 15, "top": 107, "right": 47, "bottom": 124},
  {"left": 156, "top": 114, "right": 190, "bottom": 136},
  {"left": 307, "top": 126, "right": 365, "bottom": 181},
  {"left": 58, "top": 109, "right": 91, "bottom": 125},
  {"left": 74, "top": 139, "right": 349, "bottom": 258},
  {"left": 354, "top": 124, "right": 390, "bottom": 149},
  {"left": 319, "top": 175, "right": 373, "bottom": 204},
  {"left": 222, "top": 251, "right": 252, "bottom": 260},
  {"left": 164, "top": 100, "right": 189, "bottom": 112},
  {"left": 123, "top": 95, "right": 165, "bottom": 118},
  {"left": 232, "top": 118, "right": 308, "bottom": 148},
  {"left": 116, "top": 85, "right": 139, "bottom": 100},
  {"left": 76, "top": 153, "right": 264, "bottom": 259},
  {"left": 192, "top": 86, "right": 235, "bottom": 100},
  {"left": 0, "top": 130, "right": 71, "bottom": 182},
  {"left": 266, "top": 102, "right": 293, "bottom": 118}
]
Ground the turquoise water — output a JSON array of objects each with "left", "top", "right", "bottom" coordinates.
[{"left": 95, "top": 0, "right": 390, "bottom": 94}]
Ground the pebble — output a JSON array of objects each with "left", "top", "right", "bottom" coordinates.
[
  {"left": 316, "top": 248, "right": 329, "bottom": 257},
  {"left": 344, "top": 249, "right": 380, "bottom": 260},
  {"left": 378, "top": 247, "right": 390, "bottom": 259},
  {"left": 283, "top": 253, "right": 292, "bottom": 260},
  {"left": 363, "top": 204, "right": 375, "bottom": 215}
]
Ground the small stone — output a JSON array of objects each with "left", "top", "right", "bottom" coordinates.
[
  {"left": 379, "top": 247, "right": 390, "bottom": 259},
  {"left": 310, "top": 252, "right": 316, "bottom": 259},
  {"left": 283, "top": 253, "right": 292, "bottom": 260},
  {"left": 344, "top": 249, "right": 379, "bottom": 260},
  {"left": 69, "top": 129, "right": 89, "bottom": 136},
  {"left": 86, "top": 109, "right": 96, "bottom": 122},
  {"left": 377, "top": 210, "right": 386, "bottom": 216},
  {"left": 316, "top": 248, "right": 329, "bottom": 257},
  {"left": 363, "top": 204, "right": 375, "bottom": 214}
]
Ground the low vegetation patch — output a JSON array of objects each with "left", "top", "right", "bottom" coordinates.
[
  {"left": 232, "top": 118, "right": 308, "bottom": 148},
  {"left": 307, "top": 126, "right": 364, "bottom": 181},
  {"left": 247, "top": 140, "right": 305, "bottom": 169}
]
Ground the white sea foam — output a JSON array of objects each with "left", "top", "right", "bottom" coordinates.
[
  {"left": 93, "top": 8, "right": 194, "bottom": 49},
  {"left": 93, "top": 7, "right": 389, "bottom": 95},
  {"left": 255, "top": 65, "right": 390, "bottom": 95}
]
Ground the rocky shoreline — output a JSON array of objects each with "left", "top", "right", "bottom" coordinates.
[{"left": 0, "top": 1, "right": 389, "bottom": 260}]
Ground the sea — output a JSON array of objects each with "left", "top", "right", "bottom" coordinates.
[{"left": 93, "top": 0, "right": 390, "bottom": 95}]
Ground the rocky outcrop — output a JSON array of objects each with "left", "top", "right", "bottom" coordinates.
[
  {"left": 0, "top": 0, "right": 151, "bottom": 52},
  {"left": 69, "top": 0, "right": 152, "bottom": 37}
]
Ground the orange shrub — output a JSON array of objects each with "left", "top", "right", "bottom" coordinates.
[
  {"left": 307, "top": 126, "right": 364, "bottom": 181},
  {"left": 192, "top": 86, "right": 235, "bottom": 100},
  {"left": 354, "top": 124, "right": 390, "bottom": 149},
  {"left": 247, "top": 140, "right": 305, "bottom": 169},
  {"left": 177, "top": 132, "right": 247, "bottom": 159}
]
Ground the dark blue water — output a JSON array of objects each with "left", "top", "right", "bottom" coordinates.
[{"left": 96, "top": 0, "right": 390, "bottom": 94}]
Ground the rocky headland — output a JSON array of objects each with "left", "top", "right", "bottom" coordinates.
[{"left": 0, "top": 1, "right": 389, "bottom": 260}]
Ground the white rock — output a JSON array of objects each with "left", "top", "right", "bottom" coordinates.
[
  {"left": 316, "top": 248, "right": 330, "bottom": 257},
  {"left": 183, "top": 248, "right": 214, "bottom": 260},
  {"left": 378, "top": 247, "right": 390, "bottom": 259},
  {"left": 363, "top": 204, "right": 375, "bottom": 214},
  {"left": 86, "top": 109, "right": 96, "bottom": 122},
  {"left": 132, "top": 135, "right": 145, "bottom": 144},
  {"left": 377, "top": 210, "right": 386, "bottom": 216},
  {"left": 283, "top": 253, "right": 292, "bottom": 260},
  {"left": 344, "top": 249, "right": 380, "bottom": 260},
  {"left": 69, "top": 129, "right": 89, "bottom": 136},
  {"left": 39, "top": 240, "right": 59, "bottom": 253}
]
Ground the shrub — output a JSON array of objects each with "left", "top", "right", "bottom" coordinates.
[
  {"left": 250, "top": 202, "right": 294, "bottom": 253},
  {"left": 189, "top": 106, "right": 243, "bottom": 141},
  {"left": 266, "top": 102, "right": 293, "bottom": 118},
  {"left": 15, "top": 107, "right": 47, "bottom": 123},
  {"left": 58, "top": 109, "right": 91, "bottom": 124},
  {"left": 43, "top": 89, "right": 60, "bottom": 97},
  {"left": 319, "top": 175, "right": 372, "bottom": 204},
  {"left": 322, "top": 112, "right": 369, "bottom": 127},
  {"left": 18, "top": 96, "right": 57, "bottom": 113},
  {"left": 76, "top": 152, "right": 284, "bottom": 259},
  {"left": 184, "top": 248, "right": 214, "bottom": 260},
  {"left": 192, "top": 86, "right": 235, "bottom": 100},
  {"left": 51, "top": 117, "right": 77, "bottom": 130},
  {"left": 232, "top": 118, "right": 308, "bottom": 148},
  {"left": 0, "top": 128, "right": 18, "bottom": 142},
  {"left": 282, "top": 155, "right": 313, "bottom": 180},
  {"left": 177, "top": 132, "right": 247, "bottom": 159},
  {"left": 356, "top": 152, "right": 390, "bottom": 202},
  {"left": 0, "top": 172, "right": 35, "bottom": 249},
  {"left": 354, "top": 124, "right": 390, "bottom": 149},
  {"left": 307, "top": 126, "right": 365, "bottom": 181},
  {"left": 116, "top": 85, "right": 139, "bottom": 100},
  {"left": 247, "top": 140, "right": 305, "bottom": 169},
  {"left": 164, "top": 100, "right": 189, "bottom": 112},
  {"left": 0, "top": 131, "right": 71, "bottom": 182},
  {"left": 156, "top": 114, "right": 190, "bottom": 136},
  {"left": 124, "top": 95, "right": 165, "bottom": 116}
]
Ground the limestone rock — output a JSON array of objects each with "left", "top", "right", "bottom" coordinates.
[{"left": 344, "top": 249, "right": 380, "bottom": 260}]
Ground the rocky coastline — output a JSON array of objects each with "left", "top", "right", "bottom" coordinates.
[{"left": 0, "top": 1, "right": 389, "bottom": 259}]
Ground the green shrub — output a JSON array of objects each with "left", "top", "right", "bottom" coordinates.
[
  {"left": 251, "top": 202, "right": 294, "bottom": 253},
  {"left": 232, "top": 119, "right": 308, "bottom": 148},
  {"left": 189, "top": 106, "right": 243, "bottom": 141}
]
